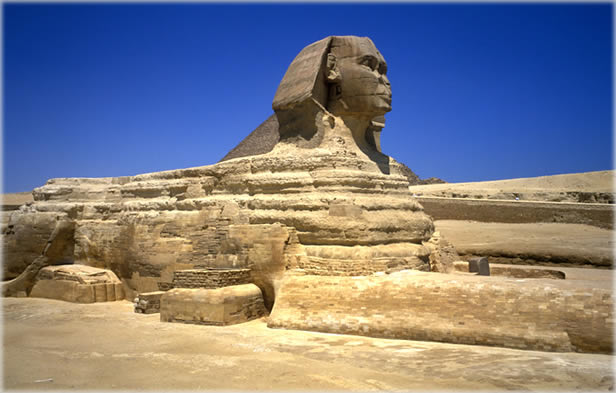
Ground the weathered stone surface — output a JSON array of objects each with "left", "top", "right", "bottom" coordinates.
[
  {"left": 2, "top": 213, "right": 75, "bottom": 280},
  {"left": 2, "top": 220, "right": 75, "bottom": 297},
  {"left": 30, "top": 264, "right": 124, "bottom": 303},
  {"left": 172, "top": 268, "right": 251, "bottom": 289},
  {"left": 160, "top": 284, "right": 266, "bottom": 325},
  {"left": 422, "top": 230, "right": 458, "bottom": 273}
]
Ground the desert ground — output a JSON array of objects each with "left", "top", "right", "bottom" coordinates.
[{"left": 3, "top": 295, "right": 613, "bottom": 391}]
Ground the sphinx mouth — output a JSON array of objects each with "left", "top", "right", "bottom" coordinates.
[
  {"left": 375, "top": 89, "right": 392, "bottom": 100},
  {"left": 379, "top": 95, "right": 392, "bottom": 105}
]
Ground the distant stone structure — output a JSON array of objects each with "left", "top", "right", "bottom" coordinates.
[{"left": 2, "top": 36, "right": 611, "bottom": 353}]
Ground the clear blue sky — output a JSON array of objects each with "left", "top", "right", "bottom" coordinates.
[{"left": 3, "top": 3, "right": 613, "bottom": 193}]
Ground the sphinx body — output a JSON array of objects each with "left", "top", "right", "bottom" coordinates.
[{"left": 3, "top": 36, "right": 446, "bottom": 310}]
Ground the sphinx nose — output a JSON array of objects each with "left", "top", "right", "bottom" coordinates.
[{"left": 380, "top": 74, "right": 391, "bottom": 86}]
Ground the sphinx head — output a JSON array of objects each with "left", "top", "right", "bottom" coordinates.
[
  {"left": 272, "top": 36, "right": 392, "bottom": 148},
  {"left": 326, "top": 36, "right": 391, "bottom": 118}
]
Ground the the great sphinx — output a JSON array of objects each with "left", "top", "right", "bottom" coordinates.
[
  {"left": 2, "top": 36, "right": 612, "bottom": 354},
  {"left": 3, "top": 35, "right": 452, "bottom": 309}
]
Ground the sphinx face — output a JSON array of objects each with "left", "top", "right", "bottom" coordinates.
[{"left": 327, "top": 37, "right": 392, "bottom": 118}]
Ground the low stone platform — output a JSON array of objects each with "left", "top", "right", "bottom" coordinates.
[
  {"left": 268, "top": 270, "right": 613, "bottom": 354},
  {"left": 30, "top": 264, "right": 124, "bottom": 303},
  {"left": 160, "top": 284, "right": 266, "bottom": 326}
]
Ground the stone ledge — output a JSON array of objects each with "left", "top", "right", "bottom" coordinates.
[
  {"left": 268, "top": 271, "right": 612, "bottom": 354},
  {"left": 172, "top": 268, "right": 252, "bottom": 289}
]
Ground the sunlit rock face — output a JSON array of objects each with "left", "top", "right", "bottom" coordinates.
[{"left": 3, "top": 36, "right": 441, "bottom": 309}]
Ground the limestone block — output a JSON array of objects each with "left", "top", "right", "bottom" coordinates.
[
  {"left": 74, "top": 284, "right": 95, "bottom": 303},
  {"left": 160, "top": 284, "right": 266, "bottom": 326},
  {"left": 30, "top": 265, "right": 122, "bottom": 303},
  {"left": 93, "top": 284, "right": 107, "bottom": 302},
  {"left": 30, "top": 280, "right": 91, "bottom": 303}
]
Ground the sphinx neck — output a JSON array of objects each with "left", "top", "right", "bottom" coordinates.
[{"left": 338, "top": 115, "right": 372, "bottom": 151}]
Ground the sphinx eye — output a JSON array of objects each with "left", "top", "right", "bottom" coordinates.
[
  {"left": 378, "top": 63, "right": 387, "bottom": 75},
  {"left": 360, "top": 56, "right": 378, "bottom": 70}
]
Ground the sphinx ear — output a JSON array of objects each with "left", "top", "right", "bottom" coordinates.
[{"left": 326, "top": 53, "right": 341, "bottom": 83}]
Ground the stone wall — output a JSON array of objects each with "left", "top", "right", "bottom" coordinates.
[
  {"left": 417, "top": 197, "right": 613, "bottom": 229},
  {"left": 172, "top": 269, "right": 252, "bottom": 289},
  {"left": 268, "top": 271, "right": 613, "bottom": 354}
]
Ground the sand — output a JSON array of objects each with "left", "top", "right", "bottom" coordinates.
[{"left": 3, "top": 297, "right": 613, "bottom": 391}]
